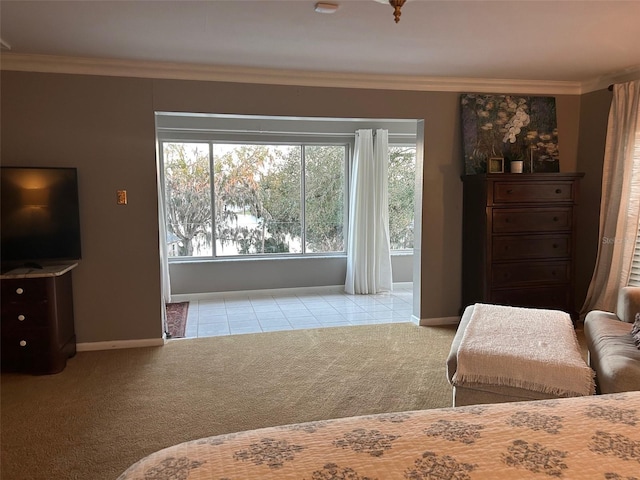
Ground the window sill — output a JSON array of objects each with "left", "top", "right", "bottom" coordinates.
[{"left": 168, "top": 250, "right": 412, "bottom": 265}]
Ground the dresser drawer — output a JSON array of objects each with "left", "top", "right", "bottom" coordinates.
[
  {"left": 492, "top": 261, "right": 570, "bottom": 287},
  {"left": 492, "top": 235, "right": 571, "bottom": 261},
  {"left": 493, "top": 207, "right": 572, "bottom": 234},
  {"left": 1, "top": 302, "right": 51, "bottom": 330},
  {"left": 490, "top": 286, "right": 571, "bottom": 312},
  {"left": 0, "top": 333, "right": 49, "bottom": 359},
  {"left": 493, "top": 181, "right": 575, "bottom": 204},
  {"left": 0, "top": 333, "right": 68, "bottom": 374},
  {"left": 1, "top": 278, "right": 49, "bottom": 304}
]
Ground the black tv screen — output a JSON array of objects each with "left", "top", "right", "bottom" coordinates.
[{"left": 1, "top": 166, "right": 82, "bottom": 269}]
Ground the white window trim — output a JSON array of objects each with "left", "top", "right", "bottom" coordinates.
[{"left": 156, "top": 113, "right": 418, "bottom": 263}]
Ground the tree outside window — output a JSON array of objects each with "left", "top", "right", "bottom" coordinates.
[
  {"left": 388, "top": 145, "right": 416, "bottom": 250},
  {"left": 163, "top": 142, "right": 346, "bottom": 257},
  {"left": 162, "top": 141, "right": 414, "bottom": 258}
]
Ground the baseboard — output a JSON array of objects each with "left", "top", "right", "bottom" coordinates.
[
  {"left": 76, "top": 337, "right": 165, "bottom": 352},
  {"left": 412, "top": 315, "right": 460, "bottom": 326}
]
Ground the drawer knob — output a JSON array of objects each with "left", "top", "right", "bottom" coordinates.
[
  {"left": 553, "top": 216, "right": 559, "bottom": 221},
  {"left": 19, "top": 340, "right": 27, "bottom": 347},
  {"left": 18, "top": 314, "right": 25, "bottom": 321},
  {"left": 507, "top": 189, "right": 513, "bottom": 194},
  {"left": 505, "top": 218, "right": 511, "bottom": 223},
  {"left": 553, "top": 243, "right": 559, "bottom": 248},
  {"left": 16, "top": 287, "right": 24, "bottom": 295},
  {"left": 555, "top": 189, "right": 562, "bottom": 194}
]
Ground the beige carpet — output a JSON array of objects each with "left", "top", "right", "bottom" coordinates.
[{"left": 0, "top": 322, "right": 459, "bottom": 480}]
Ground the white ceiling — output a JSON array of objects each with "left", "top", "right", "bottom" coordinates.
[{"left": 1, "top": 0, "right": 640, "bottom": 90}]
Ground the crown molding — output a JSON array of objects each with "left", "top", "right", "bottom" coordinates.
[
  {"left": 0, "top": 52, "right": 587, "bottom": 95},
  {"left": 580, "top": 65, "right": 640, "bottom": 94}
]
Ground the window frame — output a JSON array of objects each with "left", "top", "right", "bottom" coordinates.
[
  {"left": 387, "top": 142, "right": 417, "bottom": 253},
  {"left": 159, "top": 138, "right": 351, "bottom": 261},
  {"left": 156, "top": 113, "right": 418, "bottom": 263}
]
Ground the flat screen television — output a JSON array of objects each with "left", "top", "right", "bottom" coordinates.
[{"left": 1, "top": 166, "right": 82, "bottom": 271}]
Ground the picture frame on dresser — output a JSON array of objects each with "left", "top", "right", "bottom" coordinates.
[{"left": 488, "top": 157, "right": 505, "bottom": 173}]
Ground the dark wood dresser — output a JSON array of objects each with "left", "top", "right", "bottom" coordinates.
[
  {"left": 1, "top": 264, "right": 77, "bottom": 374},
  {"left": 461, "top": 173, "right": 584, "bottom": 318}
]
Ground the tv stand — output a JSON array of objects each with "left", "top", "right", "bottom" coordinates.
[{"left": 0, "top": 263, "right": 78, "bottom": 374}]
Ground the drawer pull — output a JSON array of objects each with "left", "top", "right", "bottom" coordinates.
[
  {"left": 16, "top": 287, "right": 24, "bottom": 295},
  {"left": 553, "top": 216, "right": 559, "bottom": 221},
  {"left": 19, "top": 340, "right": 27, "bottom": 347},
  {"left": 551, "top": 271, "right": 557, "bottom": 276},
  {"left": 555, "top": 189, "right": 562, "bottom": 194},
  {"left": 553, "top": 243, "right": 559, "bottom": 248},
  {"left": 18, "top": 314, "right": 25, "bottom": 321},
  {"left": 505, "top": 218, "right": 511, "bottom": 223},
  {"left": 507, "top": 189, "right": 513, "bottom": 194}
]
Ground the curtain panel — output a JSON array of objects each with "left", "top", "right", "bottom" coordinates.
[
  {"left": 345, "top": 129, "right": 392, "bottom": 294},
  {"left": 582, "top": 80, "right": 640, "bottom": 314},
  {"left": 157, "top": 160, "right": 172, "bottom": 305}
]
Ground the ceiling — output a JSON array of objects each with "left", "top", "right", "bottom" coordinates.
[{"left": 1, "top": 0, "right": 640, "bottom": 91}]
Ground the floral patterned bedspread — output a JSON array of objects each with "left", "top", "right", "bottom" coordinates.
[{"left": 118, "top": 391, "right": 640, "bottom": 479}]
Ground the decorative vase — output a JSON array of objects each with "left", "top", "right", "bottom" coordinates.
[{"left": 510, "top": 160, "right": 523, "bottom": 173}]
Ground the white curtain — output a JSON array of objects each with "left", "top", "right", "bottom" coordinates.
[
  {"left": 157, "top": 161, "right": 172, "bottom": 305},
  {"left": 581, "top": 80, "right": 640, "bottom": 314},
  {"left": 345, "top": 129, "right": 392, "bottom": 294}
]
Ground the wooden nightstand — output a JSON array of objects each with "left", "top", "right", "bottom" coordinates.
[{"left": 1, "top": 263, "right": 78, "bottom": 374}]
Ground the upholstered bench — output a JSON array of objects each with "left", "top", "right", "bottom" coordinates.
[{"left": 446, "top": 303, "right": 594, "bottom": 406}]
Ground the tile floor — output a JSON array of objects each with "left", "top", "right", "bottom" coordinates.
[{"left": 180, "top": 283, "right": 414, "bottom": 338}]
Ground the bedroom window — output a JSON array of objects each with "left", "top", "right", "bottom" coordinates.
[
  {"left": 162, "top": 141, "right": 346, "bottom": 258},
  {"left": 157, "top": 113, "right": 418, "bottom": 261},
  {"left": 388, "top": 145, "right": 416, "bottom": 251}
]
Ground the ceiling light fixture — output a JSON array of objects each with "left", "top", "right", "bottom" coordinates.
[
  {"left": 315, "top": 2, "right": 339, "bottom": 14},
  {"left": 375, "top": 0, "right": 408, "bottom": 23}
]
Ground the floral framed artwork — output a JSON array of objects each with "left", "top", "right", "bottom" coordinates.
[{"left": 460, "top": 94, "right": 560, "bottom": 174}]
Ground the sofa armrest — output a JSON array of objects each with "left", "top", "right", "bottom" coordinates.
[{"left": 616, "top": 286, "right": 640, "bottom": 323}]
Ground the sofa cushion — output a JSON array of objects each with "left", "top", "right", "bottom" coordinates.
[
  {"left": 584, "top": 311, "right": 640, "bottom": 393},
  {"left": 616, "top": 287, "right": 640, "bottom": 323}
]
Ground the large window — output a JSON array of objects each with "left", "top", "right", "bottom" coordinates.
[
  {"left": 388, "top": 145, "right": 416, "bottom": 250},
  {"left": 158, "top": 114, "right": 417, "bottom": 260},
  {"left": 162, "top": 142, "right": 346, "bottom": 258}
]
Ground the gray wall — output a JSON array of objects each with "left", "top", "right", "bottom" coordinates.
[
  {"left": 1, "top": 73, "right": 163, "bottom": 343},
  {"left": 575, "top": 89, "right": 613, "bottom": 312},
  {"left": 170, "top": 255, "right": 413, "bottom": 294},
  {"left": 1, "top": 70, "right": 597, "bottom": 343}
]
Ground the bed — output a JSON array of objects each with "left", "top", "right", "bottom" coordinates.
[{"left": 117, "top": 391, "right": 639, "bottom": 479}]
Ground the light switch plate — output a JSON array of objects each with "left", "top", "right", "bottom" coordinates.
[{"left": 117, "top": 190, "right": 128, "bottom": 205}]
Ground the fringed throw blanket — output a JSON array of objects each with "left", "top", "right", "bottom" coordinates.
[{"left": 452, "top": 303, "right": 595, "bottom": 397}]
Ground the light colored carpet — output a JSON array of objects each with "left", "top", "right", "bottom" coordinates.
[{"left": 0, "top": 322, "right": 458, "bottom": 480}]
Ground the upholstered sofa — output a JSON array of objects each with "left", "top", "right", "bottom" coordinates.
[{"left": 584, "top": 286, "right": 640, "bottom": 394}]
